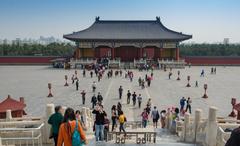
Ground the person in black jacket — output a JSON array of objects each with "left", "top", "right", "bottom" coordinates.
[
  {"left": 91, "top": 94, "right": 97, "bottom": 109},
  {"left": 225, "top": 126, "right": 240, "bottom": 146},
  {"left": 92, "top": 104, "right": 106, "bottom": 141}
]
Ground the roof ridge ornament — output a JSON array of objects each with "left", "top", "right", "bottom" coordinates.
[
  {"left": 95, "top": 16, "right": 100, "bottom": 22},
  {"left": 156, "top": 16, "right": 161, "bottom": 22}
]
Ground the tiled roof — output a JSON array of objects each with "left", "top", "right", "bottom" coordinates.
[
  {"left": 0, "top": 96, "right": 26, "bottom": 112},
  {"left": 64, "top": 17, "right": 192, "bottom": 41}
]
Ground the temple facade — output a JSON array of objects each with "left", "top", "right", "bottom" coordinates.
[{"left": 64, "top": 17, "right": 192, "bottom": 61}]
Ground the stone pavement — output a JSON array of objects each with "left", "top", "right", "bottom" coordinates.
[{"left": 0, "top": 65, "right": 239, "bottom": 119}]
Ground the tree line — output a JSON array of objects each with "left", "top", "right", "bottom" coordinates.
[
  {"left": 0, "top": 42, "right": 74, "bottom": 56},
  {"left": 179, "top": 43, "right": 240, "bottom": 56},
  {"left": 0, "top": 43, "right": 240, "bottom": 56}
]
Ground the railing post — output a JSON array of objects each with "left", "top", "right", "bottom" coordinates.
[
  {"left": 43, "top": 104, "right": 54, "bottom": 144},
  {"left": 206, "top": 106, "right": 218, "bottom": 146},
  {"left": 194, "top": 109, "right": 202, "bottom": 143},
  {"left": 6, "top": 110, "right": 12, "bottom": 121},
  {"left": 183, "top": 113, "right": 190, "bottom": 142}
]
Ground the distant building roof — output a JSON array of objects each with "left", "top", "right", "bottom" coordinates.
[
  {"left": 63, "top": 17, "right": 192, "bottom": 42},
  {"left": 0, "top": 95, "right": 26, "bottom": 113}
]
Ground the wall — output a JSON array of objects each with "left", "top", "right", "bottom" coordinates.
[
  {"left": 183, "top": 56, "right": 240, "bottom": 65},
  {"left": 0, "top": 56, "right": 59, "bottom": 65}
]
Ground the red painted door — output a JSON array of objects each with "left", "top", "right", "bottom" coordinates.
[
  {"left": 143, "top": 48, "right": 155, "bottom": 59},
  {"left": 116, "top": 47, "right": 138, "bottom": 61}
]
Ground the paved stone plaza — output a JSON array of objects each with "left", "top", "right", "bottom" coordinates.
[{"left": 0, "top": 65, "right": 239, "bottom": 119}]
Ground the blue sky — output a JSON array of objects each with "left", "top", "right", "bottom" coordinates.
[{"left": 0, "top": 0, "right": 240, "bottom": 43}]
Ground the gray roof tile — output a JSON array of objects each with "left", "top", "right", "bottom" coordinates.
[{"left": 63, "top": 18, "right": 192, "bottom": 41}]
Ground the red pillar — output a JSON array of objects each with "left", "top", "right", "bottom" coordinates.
[
  {"left": 139, "top": 48, "right": 143, "bottom": 59},
  {"left": 160, "top": 48, "right": 163, "bottom": 59},
  {"left": 111, "top": 48, "right": 115, "bottom": 59},
  {"left": 175, "top": 48, "right": 179, "bottom": 61},
  {"left": 75, "top": 48, "right": 81, "bottom": 59}
]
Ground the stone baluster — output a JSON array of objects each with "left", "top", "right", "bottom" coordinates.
[
  {"left": 6, "top": 110, "right": 12, "bottom": 121},
  {"left": 205, "top": 106, "right": 218, "bottom": 146},
  {"left": 166, "top": 110, "right": 173, "bottom": 130},
  {"left": 183, "top": 113, "right": 190, "bottom": 142},
  {"left": 194, "top": 109, "right": 202, "bottom": 143},
  {"left": 43, "top": 104, "right": 54, "bottom": 144}
]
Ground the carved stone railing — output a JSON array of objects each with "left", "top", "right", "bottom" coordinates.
[
  {"left": 216, "top": 123, "right": 240, "bottom": 146},
  {"left": 158, "top": 58, "right": 186, "bottom": 68},
  {"left": 106, "top": 131, "right": 156, "bottom": 144},
  {"left": 0, "top": 121, "right": 44, "bottom": 146}
]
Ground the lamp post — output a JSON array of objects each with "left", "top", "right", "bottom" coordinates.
[
  {"left": 202, "top": 84, "right": 208, "bottom": 98},
  {"left": 47, "top": 83, "right": 53, "bottom": 97},
  {"left": 177, "top": 70, "right": 180, "bottom": 80},
  {"left": 64, "top": 75, "right": 69, "bottom": 86},
  {"left": 186, "top": 76, "right": 191, "bottom": 87},
  {"left": 229, "top": 98, "right": 237, "bottom": 117}
]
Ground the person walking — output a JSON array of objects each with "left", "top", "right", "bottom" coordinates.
[
  {"left": 92, "top": 81, "right": 96, "bottom": 92},
  {"left": 91, "top": 94, "right": 97, "bottom": 109},
  {"left": 132, "top": 92, "right": 137, "bottom": 106},
  {"left": 200, "top": 69, "right": 205, "bottom": 77},
  {"left": 185, "top": 97, "right": 192, "bottom": 114},
  {"left": 180, "top": 97, "right": 186, "bottom": 114},
  {"left": 75, "top": 79, "right": 79, "bottom": 91},
  {"left": 137, "top": 94, "right": 142, "bottom": 108},
  {"left": 118, "top": 111, "right": 126, "bottom": 135},
  {"left": 151, "top": 106, "right": 159, "bottom": 128},
  {"left": 90, "top": 71, "right": 93, "bottom": 78},
  {"left": 141, "top": 109, "right": 149, "bottom": 128},
  {"left": 127, "top": 90, "right": 131, "bottom": 104},
  {"left": 48, "top": 106, "right": 63, "bottom": 146},
  {"left": 195, "top": 81, "right": 198, "bottom": 87},
  {"left": 111, "top": 105, "right": 117, "bottom": 131},
  {"left": 81, "top": 90, "right": 86, "bottom": 105},
  {"left": 119, "top": 86, "right": 123, "bottom": 99},
  {"left": 160, "top": 110, "right": 167, "bottom": 128},
  {"left": 138, "top": 77, "right": 142, "bottom": 86},
  {"left": 92, "top": 104, "right": 106, "bottom": 141},
  {"left": 71, "top": 74, "right": 75, "bottom": 84},
  {"left": 117, "top": 102, "right": 122, "bottom": 116},
  {"left": 83, "top": 69, "right": 86, "bottom": 77},
  {"left": 57, "top": 108, "right": 87, "bottom": 146},
  {"left": 97, "top": 92, "right": 103, "bottom": 105}
]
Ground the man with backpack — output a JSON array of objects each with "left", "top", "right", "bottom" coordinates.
[
  {"left": 118, "top": 111, "right": 126, "bottom": 135},
  {"left": 151, "top": 106, "right": 160, "bottom": 128}
]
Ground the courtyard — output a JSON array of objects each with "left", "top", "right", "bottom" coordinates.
[{"left": 0, "top": 65, "right": 239, "bottom": 120}]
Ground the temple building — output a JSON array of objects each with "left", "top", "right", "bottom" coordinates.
[
  {"left": 64, "top": 17, "right": 192, "bottom": 62},
  {"left": 0, "top": 95, "right": 26, "bottom": 119}
]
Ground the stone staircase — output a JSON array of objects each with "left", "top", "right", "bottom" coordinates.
[{"left": 86, "top": 127, "right": 202, "bottom": 146}]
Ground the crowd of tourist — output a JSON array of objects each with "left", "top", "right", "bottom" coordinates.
[{"left": 47, "top": 64, "right": 221, "bottom": 145}]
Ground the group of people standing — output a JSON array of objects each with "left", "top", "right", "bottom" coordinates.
[{"left": 48, "top": 106, "right": 88, "bottom": 146}]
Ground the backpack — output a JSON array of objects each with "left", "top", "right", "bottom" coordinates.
[
  {"left": 72, "top": 120, "right": 83, "bottom": 146},
  {"left": 156, "top": 111, "right": 160, "bottom": 120},
  {"left": 119, "top": 115, "right": 125, "bottom": 123}
]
